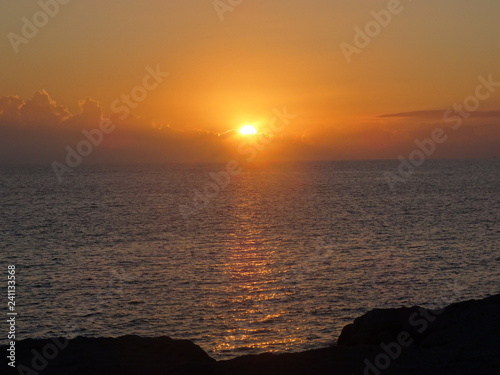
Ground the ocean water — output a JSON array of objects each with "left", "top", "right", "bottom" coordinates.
[{"left": 1, "top": 159, "right": 499, "bottom": 359}]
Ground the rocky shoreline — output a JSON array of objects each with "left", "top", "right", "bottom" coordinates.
[{"left": 3, "top": 294, "right": 499, "bottom": 374}]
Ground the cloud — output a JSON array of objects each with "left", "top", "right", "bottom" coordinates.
[
  {"left": 379, "top": 110, "right": 500, "bottom": 119},
  {"left": 75, "top": 97, "right": 103, "bottom": 125},
  {"left": 0, "top": 91, "right": 300, "bottom": 165},
  {"left": 0, "top": 91, "right": 499, "bottom": 166},
  {"left": 18, "top": 90, "right": 71, "bottom": 126},
  {"left": 0, "top": 95, "right": 24, "bottom": 125},
  {"left": 373, "top": 108, "right": 500, "bottom": 159}
]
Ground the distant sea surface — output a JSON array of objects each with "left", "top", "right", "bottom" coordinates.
[{"left": 1, "top": 160, "right": 499, "bottom": 359}]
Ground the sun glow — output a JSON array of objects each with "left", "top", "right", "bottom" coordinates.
[{"left": 239, "top": 125, "right": 257, "bottom": 135}]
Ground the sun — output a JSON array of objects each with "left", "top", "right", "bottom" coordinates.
[{"left": 239, "top": 125, "right": 257, "bottom": 135}]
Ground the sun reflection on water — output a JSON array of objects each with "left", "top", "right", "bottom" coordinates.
[{"left": 211, "top": 177, "right": 309, "bottom": 357}]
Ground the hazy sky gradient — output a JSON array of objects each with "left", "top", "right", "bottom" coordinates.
[{"left": 1, "top": 0, "right": 500, "bottom": 163}]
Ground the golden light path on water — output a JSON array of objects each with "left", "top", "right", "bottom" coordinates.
[
  {"left": 211, "top": 173, "right": 310, "bottom": 356},
  {"left": 214, "top": 235, "right": 307, "bottom": 355},
  {"left": 7, "top": 162, "right": 499, "bottom": 361}
]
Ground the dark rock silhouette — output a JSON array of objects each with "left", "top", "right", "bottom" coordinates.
[
  {"left": 3, "top": 336, "right": 216, "bottom": 375},
  {"left": 3, "top": 294, "right": 499, "bottom": 375},
  {"left": 337, "top": 306, "right": 425, "bottom": 346}
]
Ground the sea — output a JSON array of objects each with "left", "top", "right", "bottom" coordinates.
[{"left": 1, "top": 159, "right": 499, "bottom": 360}]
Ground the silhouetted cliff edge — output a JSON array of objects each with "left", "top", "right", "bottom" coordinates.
[{"left": 3, "top": 294, "right": 499, "bottom": 375}]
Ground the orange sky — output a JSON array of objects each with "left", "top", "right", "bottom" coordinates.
[{"left": 1, "top": 0, "right": 500, "bottom": 164}]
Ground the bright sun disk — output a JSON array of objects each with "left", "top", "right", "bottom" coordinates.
[{"left": 239, "top": 125, "right": 257, "bottom": 135}]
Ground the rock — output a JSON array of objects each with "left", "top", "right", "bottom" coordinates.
[
  {"left": 337, "top": 306, "right": 426, "bottom": 346},
  {"left": 420, "top": 294, "right": 500, "bottom": 347},
  {"left": 4, "top": 335, "right": 216, "bottom": 375},
  {"left": 2, "top": 294, "right": 499, "bottom": 374}
]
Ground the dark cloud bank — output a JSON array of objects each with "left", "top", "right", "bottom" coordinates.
[{"left": 1, "top": 91, "right": 499, "bottom": 169}]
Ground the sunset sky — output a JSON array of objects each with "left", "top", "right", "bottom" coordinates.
[{"left": 1, "top": 0, "right": 500, "bottom": 164}]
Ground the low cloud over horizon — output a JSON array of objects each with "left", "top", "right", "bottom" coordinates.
[
  {"left": 379, "top": 110, "right": 500, "bottom": 119},
  {"left": 1, "top": 90, "right": 499, "bottom": 168}
]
